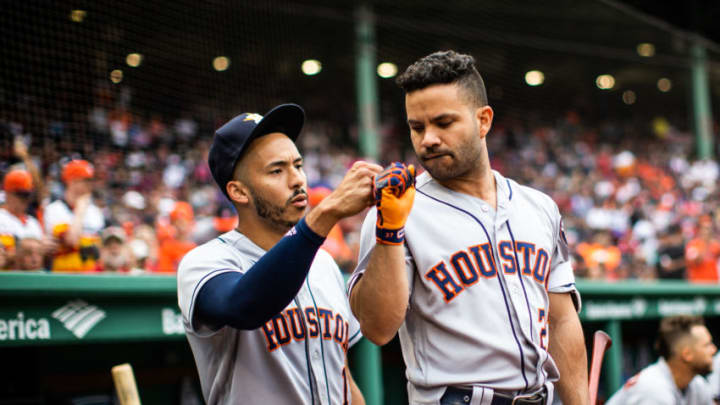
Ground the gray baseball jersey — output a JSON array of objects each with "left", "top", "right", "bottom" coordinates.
[
  {"left": 177, "top": 229, "right": 362, "bottom": 405},
  {"left": 349, "top": 170, "right": 579, "bottom": 404},
  {"left": 605, "top": 358, "right": 713, "bottom": 405},
  {"left": 705, "top": 352, "right": 720, "bottom": 401}
]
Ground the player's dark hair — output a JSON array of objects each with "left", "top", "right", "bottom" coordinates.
[
  {"left": 655, "top": 315, "right": 705, "bottom": 359},
  {"left": 396, "top": 50, "right": 488, "bottom": 107}
]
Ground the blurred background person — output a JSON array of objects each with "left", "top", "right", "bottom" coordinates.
[
  {"left": 15, "top": 237, "right": 46, "bottom": 271},
  {"left": 576, "top": 230, "right": 622, "bottom": 280},
  {"left": 0, "top": 245, "right": 8, "bottom": 270},
  {"left": 606, "top": 315, "right": 716, "bottom": 404},
  {"left": 97, "top": 226, "right": 133, "bottom": 272},
  {"left": 685, "top": 215, "right": 720, "bottom": 283},
  {"left": 0, "top": 169, "right": 44, "bottom": 269},
  {"left": 12, "top": 138, "right": 47, "bottom": 206},
  {"left": 156, "top": 201, "right": 196, "bottom": 272},
  {"left": 191, "top": 202, "right": 238, "bottom": 245},
  {"left": 131, "top": 224, "right": 159, "bottom": 272},
  {"left": 656, "top": 223, "right": 687, "bottom": 280},
  {"left": 44, "top": 159, "right": 105, "bottom": 272}
]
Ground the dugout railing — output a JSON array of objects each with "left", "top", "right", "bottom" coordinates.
[{"left": 2, "top": 272, "right": 720, "bottom": 403}]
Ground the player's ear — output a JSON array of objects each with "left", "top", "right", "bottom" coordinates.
[
  {"left": 678, "top": 344, "right": 693, "bottom": 363},
  {"left": 475, "top": 105, "right": 494, "bottom": 139},
  {"left": 227, "top": 180, "right": 251, "bottom": 205}
]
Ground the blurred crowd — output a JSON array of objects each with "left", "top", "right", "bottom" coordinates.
[{"left": 2, "top": 104, "right": 720, "bottom": 283}]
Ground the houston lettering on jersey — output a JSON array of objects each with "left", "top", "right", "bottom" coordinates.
[
  {"left": 425, "top": 240, "right": 550, "bottom": 302},
  {"left": 261, "top": 306, "right": 350, "bottom": 352}
]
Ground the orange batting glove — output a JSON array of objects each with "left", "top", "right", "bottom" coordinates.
[{"left": 374, "top": 162, "right": 416, "bottom": 245}]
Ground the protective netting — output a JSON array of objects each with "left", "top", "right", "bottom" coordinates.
[
  {"left": 3, "top": 1, "right": 720, "bottom": 404},
  {"left": 2, "top": 0, "right": 720, "bottom": 275}
]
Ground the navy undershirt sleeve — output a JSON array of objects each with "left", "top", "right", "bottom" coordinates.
[{"left": 194, "top": 217, "right": 326, "bottom": 330}]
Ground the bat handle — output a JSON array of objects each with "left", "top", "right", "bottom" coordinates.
[{"left": 112, "top": 363, "right": 142, "bottom": 405}]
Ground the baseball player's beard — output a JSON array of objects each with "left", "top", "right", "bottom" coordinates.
[
  {"left": 420, "top": 146, "right": 482, "bottom": 182},
  {"left": 249, "top": 187, "right": 308, "bottom": 233},
  {"left": 694, "top": 361, "right": 713, "bottom": 376}
]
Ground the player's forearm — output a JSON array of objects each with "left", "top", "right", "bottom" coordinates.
[
  {"left": 347, "top": 368, "right": 365, "bottom": 405},
  {"left": 305, "top": 199, "right": 342, "bottom": 237},
  {"left": 548, "top": 294, "right": 588, "bottom": 405},
  {"left": 350, "top": 244, "right": 408, "bottom": 346}
]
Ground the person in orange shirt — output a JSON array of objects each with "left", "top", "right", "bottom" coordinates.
[
  {"left": 156, "top": 201, "right": 196, "bottom": 272},
  {"left": 685, "top": 216, "right": 720, "bottom": 283},
  {"left": 576, "top": 231, "right": 622, "bottom": 280}
]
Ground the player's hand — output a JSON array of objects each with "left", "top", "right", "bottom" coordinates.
[
  {"left": 306, "top": 161, "right": 382, "bottom": 237},
  {"left": 321, "top": 161, "right": 383, "bottom": 218},
  {"left": 374, "top": 162, "right": 415, "bottom": 245}
]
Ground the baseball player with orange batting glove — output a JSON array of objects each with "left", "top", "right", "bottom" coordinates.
[{"left": 349, "top": 50, "right": 587, "bottom": 405}]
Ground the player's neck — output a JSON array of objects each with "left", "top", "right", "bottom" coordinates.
[
  {"left": 235, "top": 215, "right": 288, "bottom": 251},
  {"left": 438, "top": 166, "right": 497, "bottom": 209},
  {"left": 666, "top": 357, "right": 694, "bottom": 390}
]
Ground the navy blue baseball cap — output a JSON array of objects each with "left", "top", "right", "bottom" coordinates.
[{"left": 209, "top": 103, "right": 305, "bottom": 198}]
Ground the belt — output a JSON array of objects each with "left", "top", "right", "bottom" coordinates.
[{"left": 440, "top": 386, "right": 547, "bottom": 405}]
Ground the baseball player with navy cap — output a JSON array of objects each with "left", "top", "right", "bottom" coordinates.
[
  {"left": 349, "top": 51, "right": 588, "bottom": 405},
  {"left": 177, "top": 103, "right": 379, "bottom": 404}
]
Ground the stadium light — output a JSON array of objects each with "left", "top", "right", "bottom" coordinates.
[
  {"left": 70, "top": 10, "right": 86, "bottom": 23},
  {"left": 110, "top": 69, "right": 123, "bottom": 84},
  {"left": 595, "top": 74, "right": 615, "bottom": 90},
  {"left": 657, "top": 78, "right": 672, "bottom": 92},
  {"left": 377, "top": 62, "right": 398, "bottom": 78},
  {"left": 301, "top": 60, "right": 322, "bottom": 76},
  {"left": 524, "top": 70, "right": 544, "bottom": 86},
  {"left": 636, "top": 43, "right": 655, "bottom": 57},
  {"left": 126, "top": 53, "right": 143, "bottom": 68},
  {"left": 622, "top": 90, "right": 636, "bottom": 105},
  {"left": 213, "top": 56, "right": 230, "bottom": 72}
]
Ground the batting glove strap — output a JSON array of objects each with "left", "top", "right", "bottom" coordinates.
[{"left": 376, "top": 227, "right": 405, "bottom": 245}]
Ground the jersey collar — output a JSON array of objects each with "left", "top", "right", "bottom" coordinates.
[{"left": 492, "top": 170, "right": 512, "bottom": 210}]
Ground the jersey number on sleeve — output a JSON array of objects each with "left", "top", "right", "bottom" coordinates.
[{"left": 538, "top": 308, "right": 548, "bottom": 350}]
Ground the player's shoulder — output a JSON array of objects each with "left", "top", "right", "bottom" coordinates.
[
  {"left": 499, "top": 172, "right": 554, "bottom": 205},
  {"left": 689, "top": 373, "right": 712, "bottom": 394},
  {"left": 617, "top": 366, "right": 674, "bottom": 398},
  {"left": 633, "top": 361, "right": 675, "bottom": 387},
  {"left": 497, "top": 171, "right": 560, "bottom": 217},
  {"left": 177, "top": 232, "right": 246, "bottom": 275},
  {"left": 415, "top": 171, "right": 434, "bottom": 189}
]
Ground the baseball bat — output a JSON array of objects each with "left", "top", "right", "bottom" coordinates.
[
  {"left": 112, "top": 363, "right": 142, "bottom": 405},
  {"left": 588, "top": 330, "right": 612, "bottom": 405}
]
